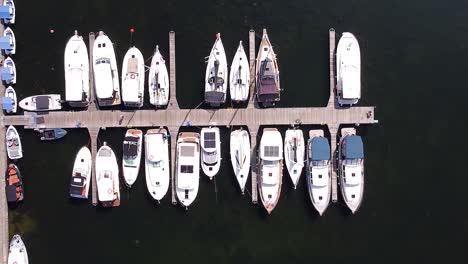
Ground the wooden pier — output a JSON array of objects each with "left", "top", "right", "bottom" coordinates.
[
  {"left": 88, "top": 32, "right": 97, "bottom": 111},
  {"left": 168, "top": 31, "right": 178, "bottom": 110},
  {"left": 249, "top": 126, "right": 259, "bottom": 204},
  {"left": 88, "top": 128, "right": 99, "bottom": 206},
  {"left": 248, "top": 29, "right": 256, "bottom": 108}
]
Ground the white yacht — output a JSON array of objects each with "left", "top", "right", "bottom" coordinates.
[
  {"left": 1, "top": 0, "right": 15, "bottom": 24},
  {"left": 338, "top": 127, "right": 364, "bottom": 213},
  {"left": 230, "top": 128, "right": 250, "bottom": 194},
  {"left": 1, "top": 27, "right": 15, "bottom": 55},
  {"left": 7, "top": 234, "right": 28, "bottom": 264},
  {"left": 200, "top": 127, "right": 221, "bottom": 180},
  {"left": 6, "top": 125, "right": 22, "bottom": 159},
  {"left": 69, "top": 146, "right": 92, "bottom": 199},
  {"left": 229, "top": 41, "right": 249, "bottom": 102},
  {"left": 64, "top": 31, "right": 90, "bottom": 107},
  {"left": 3, "top": 86, "right": 16, "bottom": 113},
  {"left": 121, "top": 47, "right": 144, "bottom": 107},
  {"left": 306, "top": 130, "right": 331, "bottom": 216},
  {"left": 256, "top": 29, "right": 281, "bottom": 107},
  {"left": 205, "top": 33, "right": 227, "bottom": 107},
  {"left": 122, "top": 129, "right": 143, "bottom": 187},
  {"left": 336, "top": 32, "right": 361, "bottom": 106},
  {"left": 19, "top": 94, "right": 62, "bottom": 111},
  {"left": 145, "top": 128, "right": 170, "bottom": 202},
  {"left": 175, "top": 132, "right": 200, "bottom": 208},
  {"left": 2, "top": 56, "right": 16, "bottom": 84},
  {"left": 93, "top": 31, "right": 121, "bottom": 106},
  {"left": 258, "top": 128, "right": 283, "bottom": 214},
  {"left": 148, "top": 45, "right": 169, "bottom": 107},
  {"left": 284, "top": 129, "right": 305, "bottom": 189},
  {"left": 96, "top": 142, "right": 120, "bottom": 207}
]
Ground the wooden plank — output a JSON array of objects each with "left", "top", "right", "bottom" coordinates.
[
  {"left": 328, "top": 28, "right": 336, "bottom": 108},
  {"left": 168, "top": 127, "right": 178, "bottom": 205},
  {"left": 168, "top": 31, "right": 179, "bottom": 110},
  {"left": 249, "top": 126, "right": 258, "bottom": 204},
  {"left": 328, "top": 124, "right": 339, "bottom": 203},
  {"left": 248, "top": 30, "right": 256, "bottom": 108},
  {"left": 88, "top": 128, "right": 99, "bottom": 206},
  {"left": 88, "top": 32, "right": 97, "bottom": 111}
]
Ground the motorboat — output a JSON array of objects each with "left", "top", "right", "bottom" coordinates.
[
  {"left": 0, "top": 0, "right": 15, "bottom": 24},
  {"left": 5, "top": 164, "right": 23, "bottom": 204},
  {"left": 19, "top": 94, "right": 62, "bottom": 111},
  {"left": 6, "top": 125, "right": 22, "bottom": 159},
  {"left": 121, "top": 47, "right": 144, "bottom": 107},
  {"left": 64, "top": 30, "right": 90, "bottom": 107},
  {"left": 145, "top": 128, "right": 170, "bottom": 202},
  {"left": 96, "top": 142, "right": 120, "bottom": 207},
  {"left": 306, "top": 130, "right": 331, "bottom": 216},
  {"left": 93, "top": 31, "right": 121, "bottom": 106},
  {"left": 1, "top": 27, "right": 15, "bottom": 55},
  {"left": 69, "top": 146, "right": 92, "bottom": 199},
  {"left": 255, "top": 29, "right": 280, "bottom": 107},
  {"left": 284, "top": 129, "right": 305, "bottom": 189},
  {"left": 200, "top": 127, "right": 221, "bottom": 180},
  {"left": 338, "top": 127, "right": 365, "bottom": 213},
  {"left": 204, "top": 33, "right": 227, "bottom": 107},
  {"left": 258, "top": 128, "right": 283, "bottom": 214},
  {"left": 122, "top": 129, "right": 142, "bottom": 187},
  {"left": 229, "top": 128, "right": 250, "bottom": 194},
  {"left": 1, "top": 56, "right": 16, "bottom": 84},
  {"left": 336, "top": 32, "right": 361, "bottom": 106},
  {"left": 175, "top": 132, "right": 200, "bottom": 208},
  {"left": 2, "top": 86, "right": 17, "bottom": 113},
  {"left": 229, "top": 41, "right": 249, "bottom": 102},
  {"left": 148, "top": 45, "right": 169, "bottom": 107},
  {"left": 7, "top": 234, "right": 28, "bottom": 264},
  {"left": 36, "top": 128, "right": 67, "bottom": 141}
]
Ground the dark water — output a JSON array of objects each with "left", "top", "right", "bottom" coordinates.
[{"left": 8, "top": 0, "right": 468, "bottom": 262}]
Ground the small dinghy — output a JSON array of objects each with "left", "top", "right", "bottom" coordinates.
[
  {"left": 284, "top": 129, "right": 305, "bottom": 189},
  {"left": 64, "top": 30, "right": 90, "bottom": 107},
  {"left": 7, "top": 234, "right": 28, "bottom": 264},
  {"left": 205, "top": 33, "right": 228, "bottom": 107},
  {"left": 1, "top": 27, "right": 15, "bottom": 55},
  {"left": 96, "top": 142, "right": 120, "bottom": 207},
  {"left": 69, "top": 146, "right": 92, "bottom": 199},
  {"left": 122, "top": 129, "right": 143, "bottom": 187},
  {"left": 145, "top": 128, "right": 170, "bottom": 202},
  {"left": 148, "top": 45, "right": 169, "bottom": 107},
  {"left": 0, "top": 0, "right": 15, "bottom": 25},
  {"left": 5, "top": 164, "right": 23, "bottom": 204},
  {"left": 3, "top": 86, "right": 17, "bottom": 114},
  {"left": 36, "top": 128, "right": 67, "bottom": 141},
  {"left": 175, "top": 132, "right": 200, "bottom": 209},
  {"left": 6, "top": 125, "right": 22, "bottom": 159},
  {"left": 121, "top": 47, "right": 144, "bottom": 107},
  {"left": 230, "top": 129, "right": 250, "bottom": 194},
  {"left": 200, "top": 127, "right": 221, "bottom": 180},
  {"left": 229, "top": 41, "right": 249, "bottom": 102},
  {"left": 19, "top": 94, "right": 62, "bottom": 111},
  {"left": 1, "top": 56, "right": 16, "bottom": 84}
]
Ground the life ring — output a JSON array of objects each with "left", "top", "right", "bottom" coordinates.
[
  {"left": 130, "top": 74, "right": 136, "bottom": 79},
  {"left": 107, "top": 189, "right": 112, "bottom": 194}
]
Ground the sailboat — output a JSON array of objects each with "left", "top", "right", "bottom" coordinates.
[
  {"left": 121, "top": 47, "right": 144, "bottom": 107},
  {"left": 1, "top": 0, "right": 15, "bottom": 24},
  {"left": 7, "top": 234, "right": 28, "bottom": 264},
  {"left": 5, "top": 164, "right": 23, "bottom": 204},
  {"left": 200, "top": 127, "right": 221, "bottom": 180},
  {"left": 284, "top": 129, "right": 305, "bottom": 189},
  {"left": 145, "top": 128, "right": 170, "bottom": 202},
  {"left": 2, "top": 56, "right": 16, "bottom": 84},
  {"left": 64, "top": 30, "right": 90, "bottom": 107},
  {"left": 93, "top": 31, "right": 121, "bottom": 106},
  {"left": 336, "top": 32, "right": 361, "bottom": 107},
  {"left": 6, "top": 125, "right": 22, "bottom": 159},
  {"left": 306, "top": 130, "right": 331, "bottom": 216},
  {"left": 1, "top": 27, "right": 15, "bottom": 55},
  {"left": 96, "top": 142, "right": 120, "bottom": 207},
  {"left": 230, "top": 129, "right": 250, "bottom": 194},
  {"left": 37, "top": 128, "right": 67, "bottom": 141},
  {"left": 204, "top": 33, "right": 227, "bottom": 107},
  {"left": 258, "top": 128, "right": 283, "bottom": 214},
  {"left": 148, "top": 45, "right": 169, "bottom": 107},
  {"left": 229, "top": 41, "right": 249, "bottom": 102},
  {"left": 175, "top": 132, "right": 200, "bottom": 208},
  {"left": 122, "top": 129, "right": 142, "bottom": 187},
  {"left": 3, "top": 86, "right": 17, "bottom": 113},
  {"left": 19, "top": 94, "right": 62, "bottom": 111},
  {"left": 69, "top": 146, "right": 92, "bottom": 199}
]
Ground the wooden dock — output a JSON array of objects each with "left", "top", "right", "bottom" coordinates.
[
  {"left": 328, "top": 28, "right": 336, "bottom": 108},
  {"left": 168, "top": 31, "right": 178, "bottom": 110},
  {"left": 88, "top": 128, "right": 99, "bottom": 206},
  {"left": 88, "top": 32, "right": 97, "bottom": 111},
  {"left": 249, "top": 126, "right": 259, "bottom": 204},
  {"left": 248, "top": 30, "right": 256, "bottom": 108},
  {"left": 168, "top": 127, "right": 178, "bottom": 205}
]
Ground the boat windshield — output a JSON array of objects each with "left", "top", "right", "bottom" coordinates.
[
  {"left": 263, "top": 160, "right": 277, "bottom": 167},
  {"left": 150, "top": 160, "right": 164, "bottom": 168}
]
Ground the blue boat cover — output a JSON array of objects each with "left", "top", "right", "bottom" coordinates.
[
  {"left": 311, "top": 137, "right": 330, "bottom": 161},
  {"left": 345, "top": 135, "right": 364, "bottom": 159},
  {"left": 2, "top": 97, "right": 12, "bottom": 111},
  {"left": 0, "top": 6, "right": 11, "bottom": 19},
  {"left": 0, "top": 37, "right": 11, "bottom": 50},
  {"left": 1, "top": 67, "right": 12, "bottom": 81}
]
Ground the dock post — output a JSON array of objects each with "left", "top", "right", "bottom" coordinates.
[
  {"left": 248, "top": 30, "right": 256, "bottom": 109},
  {"left": 168, "top": 31, "right": 179, "bottom": 110},
  {"left": 88, "top": 32, "right": 98, "bottom": 111},
  {"left": 328, "top": 124, "right": 339, "bottom": 203},
  {"left": 327, "top": 28, "right": 336, "bottom": 108},
  {"left": 249, "top": 126, "right": 259, "bottom": 204},
  {"left": 168, "top": 127, "right": 178, "bottom": 205},
  {"left": 88, "top": 128, "right": 100, "bottom": 206}
]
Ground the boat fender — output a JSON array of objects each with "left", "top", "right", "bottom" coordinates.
[{"left": 130, "top": 74, "right": 136, "bottom": 79}]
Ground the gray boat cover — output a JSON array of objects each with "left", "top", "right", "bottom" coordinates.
[
  {"left": 36, "top": 96, "right": 50, "bottom": 110},
  {"left": 344, "top": 135, "right": 364, "bottom": 159},
  {"left": 6, "top": 185, "right": 17, "bottom": 202},
  {"left": 123, "top": 136, "right": 139, "bottom": 157},
  {"left": 205, "top": 91, "right": 225, "bottom": 105},
  {"left": 311, "top": 137, "right": 330, "bottom": 161}
]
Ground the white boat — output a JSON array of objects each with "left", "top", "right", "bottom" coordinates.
[
  {"left": 122, "top": 129, "right": 143, "bottom": 187},
  {"left": 338, "top": 127, "right": 364, "bottom": 213},
  {"left": 145, "top": 128, "right": 170, "bottom": 202},
  {"left": 336, "top": 32, "right": 361, "bottom": 106},
  {"left": 230, "top": 128, "right": 250, "bottom": 194},
  {"left": 64, "top": 30, "right": 90, "bottom": 107},
  {"left": 69, "top": 146, "right": 92, "bottom": 199},
  {"left": 121, "top": 47, "right": 144, "bottom": 107},
  {"left": 96, "top": 142, "right": 120, "bottom": 207},
  {"left": 148, "top": 45, "right": 169, "bottom": 107},
  {"left": 284, "top": 129, "right": 305, "bottom": 189},
  {"left": 1, "top": 27, "right": 15, "bottom": 55},
  {"left": 258, "top": 128, "right": 283, "bottom": 214},
  {"left": 200, "top": 127, "right": 221, "bottom": 180},
  {"left": 256, "top": 29, "right": 281, "bottom": 107},
  {"left": 6, "top": 125, "right": 22, "bottom": 159},
  {"left": 306, "top": 130, "right": 331, "bottom": 216},
  {"left": 205, "top": 33, "right": 227, "bottom": 107},
  {"left": 2, "top": 56, "right": 16, "bottom": 84},
  {"left": 175, "top": 132, "right": 200, "bottom": 208},
  {"left": 229, "top": 41, "right": 249, "bottom": 102},
  {"left": 18, "top": 94, "right": 62, "bottom": 111},
  {"left": 93, "top": 31, "right": 121, "bottom": 106},
  {"left": 1, "top": 0, "right": 15, "bottom": 24},
  {"left": 7, "top": 234, "right": 28, "bottom": 264},
  {"left": 3, "top": 86, "right": 17, "bottom": 113}
]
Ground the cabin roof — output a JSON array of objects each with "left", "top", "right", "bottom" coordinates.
[
  {"left": 344, "top": 135, "right": 364, "bottom": 159},
  {"left": 1, "top": 67, "right": 12, "bottom": 80},
  {"left": 311, "top": 137, "right": 330, "bottom": 161},
  {"left": 0, "top": 6, "right": 12, "bottom": 19},
  {"left": 36, "top": 96, "right": 49, "bottom": 110},
  {"left": 0, "top": 37, "right": 11, "bottom": 49},
  {"left": 2, "top": 97, "right": 12, "bottom": 111}
]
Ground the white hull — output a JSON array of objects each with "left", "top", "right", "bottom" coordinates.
[
  {"left": 64, "top": 31, "right": 90, "bottom": 106},
  {"left": 230, "top": 129, "right": 250, "bottom": 194},
  {"left": 175, "top": 132, "right": 200, "bottom": 208},
  {"left": 229, "top": 41, "right": 249, "bottom": 102},
  {"left": 284, "top": 129, "right": 305, "bottom": 189},
  {"left": 70, "top": 146, "right": 92, "bottom": 199},
  {"left": 145, "top": 128, "right": 170, "bottom": 201},
  {"left": 3, "top": 56, "right": 16, "bottom": 84},
  {"left": 121, "top": 47, "right": 144, "bottom": 107},
  {"left": 96, "top": 143, "right": 120, "bottom": 207},
  {"left": 201, "top": 127, "right": 221, "bottom": 179},
  {"left": 148, "top": 46, "right": 169, "bottom": 107},
  {"left": 6, "top": 125, "right": 22, "bottom": 159},
  {"left": 3, "top": 27, "right": 15, "bottom": 55},
  {"left": 18, "top": 94, "right": 62, "bottom": 111},
  {"left": 204, "top": 34, "right": 227, "bottom": 106},
  {"left": 7, "top": 234, "right": 28, "bottom": 264},
  {"left": 2, "top": 0, "right": 15, "bottom": 24},
  {"left": 336, "top": 32, "right": 361, "bottom": 106},
  {"left": 122, "top": 129, "right": 142, "bottom": 187},
  {"left": 4, "top": 86, "right": 17, "bottom": 113}
]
